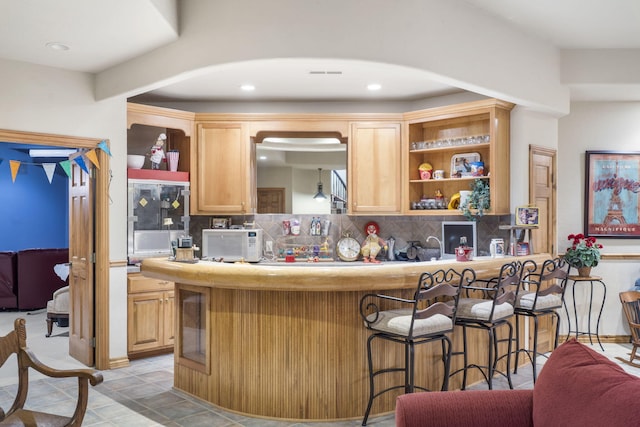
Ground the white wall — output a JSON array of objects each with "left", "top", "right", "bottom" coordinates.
[
  {"left": 559, "top": 102, "right": 640, "bottom": 336},
  {"left": 292, "top": 169, "right": 331, "bottom": 215},
  {"left": 0, "top": 58, "right": 129, "bottom": 361},
  {"left": 510, "top": 106, "right": 560, "bottom": 210}
]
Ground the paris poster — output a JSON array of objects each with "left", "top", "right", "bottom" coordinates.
[{"left": 585, "top": 151, "right": 640, "bottom": 238}]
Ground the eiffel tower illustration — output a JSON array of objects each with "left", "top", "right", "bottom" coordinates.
[{"left": 603, "top": 161, "right": 627, "bottom": 226}]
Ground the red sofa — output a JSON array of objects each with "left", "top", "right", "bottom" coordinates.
[
  {"left": 0, "top": 251, "right": 17, "bottom": 309},
  {"left": 395, "top": 339, "right": 640, "bottom": 427},
  {"left": 16, "top": 248, "right": 69, "bottom": 310}
]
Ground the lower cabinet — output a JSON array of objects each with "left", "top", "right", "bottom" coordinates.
[{"left": 127, "top": 273, "right": 174, "bottom": 357}]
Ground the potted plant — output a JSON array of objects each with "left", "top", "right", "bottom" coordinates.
[
  {"left": 564, "top": 233, "right": 603, "bottom": 277},
  {"left": 459, "top": 179, "right": 490, "bottom": 221}
]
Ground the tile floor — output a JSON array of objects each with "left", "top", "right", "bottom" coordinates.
[{"left": 0, "top": 311, "right": 638, "bottom": 426}]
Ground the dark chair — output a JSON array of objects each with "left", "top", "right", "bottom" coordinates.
[
  {"left": 451, "top": 260, "right": 523, "bottom": 390},
  {"left": 359, "top": 267, "right": 473, "bottom": 426},
  {"left": 513, "top": 257, "right": 569, "bottom": 382},
  {"left": 0, "top": 318, "right": 103, "bottom": 426},
  {"left": 619, "top": 290, "right": 640, "bottom": 364}
]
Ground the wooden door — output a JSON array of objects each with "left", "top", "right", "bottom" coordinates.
[
  {"left": 257, "top": 188, "right": 285, "bottom": 213},
  {"left": 529, "top": 145, "right": 557, "bottom": 353},
  {"left": 69, "top": 160, "right": 95, "bottom": 366},
  {"left": 530, "top": 145, "right": 556, "bottom": 255},
  {"left": 349, "top": 122, "right": 401, "bottom": 214}
]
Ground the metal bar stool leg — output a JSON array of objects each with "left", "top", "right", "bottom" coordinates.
[{"left": 362, "top": 334, "right": 377, "bottom": 426}]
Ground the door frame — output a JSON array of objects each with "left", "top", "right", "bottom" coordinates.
[
  {"left": 0, "top": 128, "right": 110, "bottom": 369},
  {"left": 529, "top": 145, "right": 557, "bottom": 255}
]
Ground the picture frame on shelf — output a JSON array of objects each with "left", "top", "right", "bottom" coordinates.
[
  {"left": 515, "top": 205, "right": 539, "bottom": 226},
  {"left": 450, "top": 152, "right": 481, "bottom": 178},
  {"left": 585, "top": 151, "right": 640, "bottom": 238},
  {"left": 516, "top": 242, "right": 530, "bottom": 256}
]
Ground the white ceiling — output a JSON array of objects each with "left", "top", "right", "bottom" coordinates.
[{"left": 1, "top": 0, "right": 639, "bottom": 102}]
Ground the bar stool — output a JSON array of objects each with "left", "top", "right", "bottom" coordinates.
[
  {"left": 512, "top": 257, "right": 569, "bottom": 382},
  {"left": 450, "top": 260, "right": 522, "bottom": 390},
  {"left": 359, "top": 267, "right": 473, "bottom": 426}
]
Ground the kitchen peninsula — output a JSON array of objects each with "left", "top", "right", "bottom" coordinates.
[{"left": 141, "top": 254, "right": 550, "bottom": 421}]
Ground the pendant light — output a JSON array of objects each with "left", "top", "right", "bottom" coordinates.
[{"left": 313, "top": 168, "right": 327, "bottom": 200}]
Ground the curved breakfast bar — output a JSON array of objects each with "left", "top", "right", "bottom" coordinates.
[{"left": 141, "top": 254, "right": 550, "bottom": 421}]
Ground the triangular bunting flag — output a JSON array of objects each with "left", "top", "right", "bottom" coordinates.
[
  {"left": 74, "top": 156, "right": 89, "bottom": 174},
  {"left": 59, "top": 160, "right": 72, "bottom": 177},
  {"left": 9, "top": 160, "right": 20, "bottom": 183},
  {"left": 85, "top": 149, "right": 100, "bottom": 169},
  {"left": 42, "top": 163, "right": 56, "bottom": 184},
  {"left": 97, "top": 140, "right": 112, "bottom": 157}
]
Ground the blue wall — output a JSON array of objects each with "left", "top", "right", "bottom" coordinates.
[{"left": 0, "top": 143, "right": 69, "bottom": 251}]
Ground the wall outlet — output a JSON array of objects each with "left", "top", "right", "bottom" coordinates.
[{"left": 265, "top": 240, "right": 273, "bottom": 253}]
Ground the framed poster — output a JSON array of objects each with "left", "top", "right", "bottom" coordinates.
[{"left": 585, "top": 151, "right": 640, "bottom": 238}]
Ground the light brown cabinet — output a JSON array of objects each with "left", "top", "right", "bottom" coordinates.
[
  {"left": 192, "top": 122, "right": 254, "bottom": 214},
  {"left": 131, "top": 101, "right": 513, "bottom": 217},
  {"left": 402, "top": 99, "right": 514, "bottom": 215},
  {"left": 127, "top": 273, "right": 174, "bottom": 357},
  {"left": 348, "top": 122, "right": 402, "bottom": 214}
]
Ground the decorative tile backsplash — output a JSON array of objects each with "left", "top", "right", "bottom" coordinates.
[{"left": 190, "top": 213, "right": 513, "bottom": 260}]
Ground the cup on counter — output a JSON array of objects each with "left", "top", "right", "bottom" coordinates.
[
  {"left": 490, "top": 238, "right": 505, "bottom": 258},
  {"left": 282, "top": 220, "right": 290, "bottom": 235},
  {"left": 290, "top": 219, "right": 301, "bottom": 236}
]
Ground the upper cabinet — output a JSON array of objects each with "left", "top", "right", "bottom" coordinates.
[
  {"left": 402, "top": 99, "right": 514, "bottom": 215},
  {"left": 349, "top": 122, "right": 402, "bottom": 214},
  {"left": 130, "top": 100, "right": 513, "bottom": 217},
  {"left": 193, "top": 122, "right": 254, "bottom": 214}
]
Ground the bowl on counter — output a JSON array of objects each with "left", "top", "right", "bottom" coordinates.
[{"left": 127, "top": 154, "right": 145, "bottom": 169}]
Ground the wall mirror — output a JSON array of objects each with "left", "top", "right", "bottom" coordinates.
[{"left": 255, "top": 132, "right": 347, "bottom": 215}]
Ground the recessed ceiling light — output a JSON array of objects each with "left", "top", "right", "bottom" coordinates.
[
  {"left": 367, "top": 83, "right": 382, "bottom": 91},
  {"left": 240, "top": 84, "right": 255, "bottom": 91},
  {"left": 45, "top": 42, "right": 70, "bottom": 51}
]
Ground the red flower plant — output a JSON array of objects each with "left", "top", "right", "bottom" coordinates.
[{"left": 565, "top": 233, "right": 603, "bottom": 268}]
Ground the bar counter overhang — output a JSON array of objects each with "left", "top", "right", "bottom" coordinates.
[{"left": 141, "top": 254, "right": 550, "bottom": 422}]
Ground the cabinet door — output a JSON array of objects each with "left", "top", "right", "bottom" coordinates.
[
  {"left": 194, "top": 122, "right": 252, "bottom": 214},
  {"left": 128, "top": 291, "right": 164, "bottom": 353},
  {"left": 164, "top": 290, "right": 175, "bottom": 346},
  {"left": 349, "top": 123, "right": 401, "bottom": 214}
]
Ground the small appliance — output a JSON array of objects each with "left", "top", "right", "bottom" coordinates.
[{"left": 202, "top": 229, "right": 263, "bottom": 262}]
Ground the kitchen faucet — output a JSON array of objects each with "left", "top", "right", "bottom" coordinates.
[{"left": 426, "top": 236, "right": 443, "bottom": 260}]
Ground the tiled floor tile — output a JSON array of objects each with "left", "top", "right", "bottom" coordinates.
[{"left": 2, "top": 311, "right": 640, "bottom": 427}]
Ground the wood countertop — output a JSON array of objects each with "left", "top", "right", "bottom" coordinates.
[{"left": 141, "top": 254, "right": 552, "bottom": 291}]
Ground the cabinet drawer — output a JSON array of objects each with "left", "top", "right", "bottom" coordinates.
[{"left": 128, "top": 274, "right": 174, "bottom": 293}]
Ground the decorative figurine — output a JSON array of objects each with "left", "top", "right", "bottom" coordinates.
[
  {"left": 149, "top": 133, "right": 167, "bottom": 170},
  {"left": 361, "top": 221, "right": 387, "bottom": 264}
]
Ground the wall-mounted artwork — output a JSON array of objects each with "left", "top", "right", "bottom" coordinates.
[{"left": 585, "top": 151, "right": 640, "bottom": 238}]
